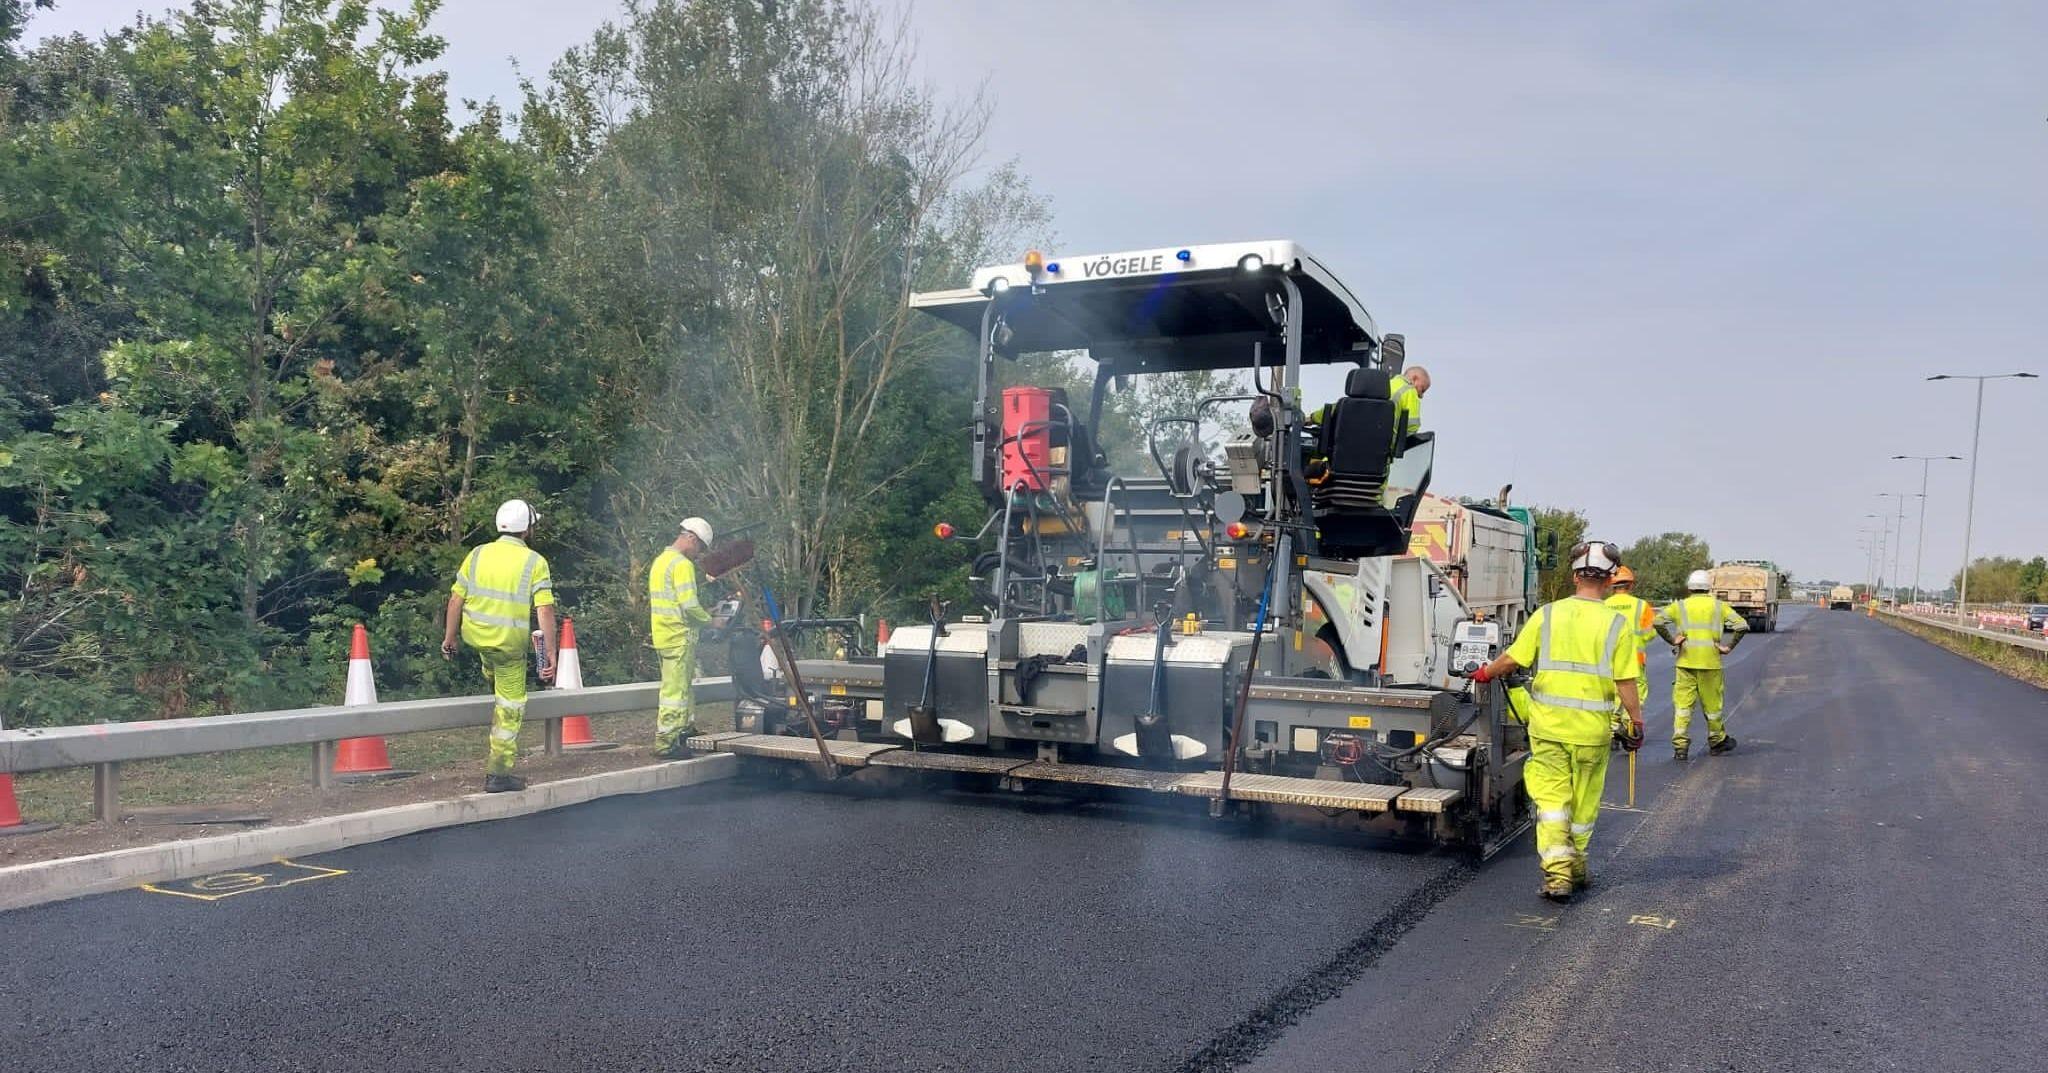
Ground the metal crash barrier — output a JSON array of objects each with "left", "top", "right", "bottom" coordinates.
[{"left": 0, "top": 677, "right": 744, "bottom": 822}]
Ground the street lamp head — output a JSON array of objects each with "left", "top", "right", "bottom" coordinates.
[
  {"left": 2016, "top": 372, "right": 2039, "bottom": 379},
  {"left": 1926, "top": 374, "right": 1952, "bottom": 381}
]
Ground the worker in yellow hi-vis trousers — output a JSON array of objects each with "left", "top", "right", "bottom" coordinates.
[
  {"left": 443, "top": 499, "right": 557, "bottom": 793},
  {"left": 1469, "top": 540, "right": 1642, "bottom": 903},
  {"left": 1654, "top": 569, "right": 1750, "bottom": 762},
  {"left": 649, "top": 517, "right": 717, "bottom": 759},
  {"left": 1605, "top": 565, "right": 1658, "bottom": 723}
]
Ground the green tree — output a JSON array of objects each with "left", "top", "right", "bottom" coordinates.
[
  {"left": 2017, "top": 556, "right": 2046, "bottom": 603},
  {"left": 1529, "top": 505, "right": 1587, "bottom": 602},
  {"left": 1622, "top": 532, "right": 1713, "bottom": 603},
  {"left": 1951, "top": 556, "right": 2025, "bottom": 605}
]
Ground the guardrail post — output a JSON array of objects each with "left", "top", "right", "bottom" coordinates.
[
  {"left": 543, "top": 718, "right": 564, "bottom": 757},
  {"left": 93, "top": 762, "right": 120, "bottom": 823},
  {"left": 311, "top": 742, "right": 337, "bottom": 789}
]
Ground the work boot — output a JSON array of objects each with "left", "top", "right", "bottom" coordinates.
[
  {"left": 1710, "top": 736, "right": 1738, "bottom": 755},
  {"left": 1572, "top": 868, "right": 1593, "bottom": 892},
  {"left": 483, "top": 774, "right": 527, "bottom": 793},
  {"left": 1540, "top": 878, "right": 1575, "bottom": 904},
  {"left": 1673, "top": 745, "right": 1689, "bottom": 762},
  {"left": 653, "top": 742, "right": 693, "bottom": 761}
]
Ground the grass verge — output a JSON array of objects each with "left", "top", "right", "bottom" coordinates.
[{"left": 1879, "top": 614, "right": 2048, "bottom": 690}]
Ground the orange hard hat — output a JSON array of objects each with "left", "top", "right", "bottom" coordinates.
[{"left": 1612, "top": 566, "right": 1637, "bottom": 586}]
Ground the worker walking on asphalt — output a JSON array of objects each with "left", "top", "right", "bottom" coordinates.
[
  {"left": 1655, "top": 569, "right": 1750, "bottom": 761},
  {"left": 1469, "top": 541, "right": 1643, "bottom": 902},
  {"left": 649, "top": 517, "right": 716, "bottom": 759},
  {"left": 442, "top": 499, "right": 558, "bottom": 793},
  {"left": 1605, "top": 565, "right": 1658, "bottom": 731}
]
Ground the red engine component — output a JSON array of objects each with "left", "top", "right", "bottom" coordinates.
[
  {"left": 1320, "top": 732, "right": 1366, "bottom": 767},
  {"left": 1001, "top": 385, "right": 1054, "bottom": 492}
]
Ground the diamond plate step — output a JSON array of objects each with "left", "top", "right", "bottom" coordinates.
[
  {"left": 710, "top": 733, "right": 899, "bottom": 767},
  {"left": 1006, "top": 762, "right": 1192, "bottom": 792},
  {"left": 869, "top": 750, "right": 1028, "bottom": 774},
  {"left": 1391, "top": 787, "right": 1464, "bottom": 814},
  {"left": 685, "top": 731, "right": 753, "bottom": 752},
  {"left": 1173, "top": 772, "right": 1408, "bottom": 812}
]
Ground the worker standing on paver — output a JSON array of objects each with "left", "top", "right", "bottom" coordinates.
[
  {"left": 442, "top": 499, "right": 558, "bottom": 793},
  {"left": 1251, "top": 364, "right": 1430, "bottom": 443},
  {"left": 649, "top": 517, "right": 716, "bottom": 759},
  {"left": 1469, "top": 541, "right": 1642, "bottom": 902},
  {"left": 1655, "top": 568, "right": 1749, "bottom": 761},
  {"left": 1605, "top": 565, "right": 1658, "bottom": 735}
]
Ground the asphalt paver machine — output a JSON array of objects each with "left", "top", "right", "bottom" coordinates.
[{"left": 696, "top": 241, "right": 1534, "bottom": 854}]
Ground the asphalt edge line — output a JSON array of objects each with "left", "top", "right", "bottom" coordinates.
[
  {"left": 1174, "top": 861, "right": 1478, "bottom": 1073},
  {"left": 0, "top": 754, "right": 736, "bottom": 913}
]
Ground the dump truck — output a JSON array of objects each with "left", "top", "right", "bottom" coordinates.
[
  {"left": 1709, "top": 560, "right": 1781, "bottom": 631},
  {"left": 1829, "top": 584, "right": 1856, "bottom": 611},
  {"left": 1407, "top": 491, "right": 1538, "bottom": 634},
  {"left": 699, "top": 240, "right": 1539, "bottom": 856}
]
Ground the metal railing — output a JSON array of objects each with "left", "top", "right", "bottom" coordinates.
[
  {"left": 0, "top": 677, "right": 741, "bottom": 822},
  {"left": 1878, "top": 608, "right": 2048, "bottom": 655}
]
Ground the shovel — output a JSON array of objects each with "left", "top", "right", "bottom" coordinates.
[{"left": 907, "top": 595, "right": 946, "bottom": 744}]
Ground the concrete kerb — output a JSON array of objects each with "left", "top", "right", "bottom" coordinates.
[{"left": 0, "top": 753, "right": 737, "bottom": 913}]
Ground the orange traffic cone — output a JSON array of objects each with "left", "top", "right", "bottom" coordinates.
[
  {"left": 876, "top": 618, "right": 891, "bottom": 649},
  {"left": 0, "top": 772, "right": 56, "bottom": 837},
  {"left": 332, "top": 624, "right": 416, "bottom": 782},
  {"left": 555, "top": 618, "right": 616, "bottom": 751}
]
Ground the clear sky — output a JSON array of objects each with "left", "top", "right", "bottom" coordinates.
[{"left": 25, "top": 0, "right": 2047, "bottom": 588}]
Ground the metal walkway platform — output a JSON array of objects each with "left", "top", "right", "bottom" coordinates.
[
  {"left": 1391, "top": 787, "right": 1463, "bottom": 814},
  {"left": 1173, "top": 772, "right": 1411, "bottom": 812},
  {"left": 1006, "top": 761, "right": 1190, "bottom": 792},
  {"left": 869, "top": 750, "right": 1028, "bottom": 774},
  {"left": 690, "top": 733, "right": 899, "bottom": 768}
]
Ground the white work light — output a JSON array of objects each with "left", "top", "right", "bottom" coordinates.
[{"left": 1238, "top": 254, "right": 1265, "bottom": 273}]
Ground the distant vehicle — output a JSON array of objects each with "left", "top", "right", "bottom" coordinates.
[
  {"left": 1710, "top": 560, "right": 1781, "bottom": 631},
  {"left": 2028, "top": 605, "right": 2048, "bottom": 632},
  {"left": 1828, "top": 585, "right": 1856, "bottom": 611}
]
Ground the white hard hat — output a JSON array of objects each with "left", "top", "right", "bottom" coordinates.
[
  {"left": 680, "top": 517, "right": 714, "bottom": 547},
  {"left": 495, "top": 499, "right": 538, "bottom": 534},
  {"left": 1570, "top": 540, "right": 1620, "bottom": 575},
  {"left": 1687, "top": 569, "right": 1712, "bottom": 591}
]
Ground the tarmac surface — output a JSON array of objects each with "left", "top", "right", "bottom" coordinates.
[{"left": 5, "top": 605, "right": 2045, "bottom": 1072}]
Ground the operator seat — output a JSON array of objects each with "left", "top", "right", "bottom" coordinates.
[{"left": 1310, "top": 368, "right": 1425, "bottom": 558}]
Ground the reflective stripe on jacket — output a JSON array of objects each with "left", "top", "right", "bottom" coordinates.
[
  {"left": 1657, "top": 593, "right": 1747, "bottom": 670},
  {"left": 1388, "top": 375, "right": 1421, "bottom": 438},
  {"left": 451, "top": 536, "right": 552, "bottom": 651},
  {"left": 1604, "top": 592, "right": 1656, "bottom": 666},
  {"left": 1505, "top": 596, "right": 1640, "bottom": 747},
  {"left": 649, "top": 546, "right": 713, "bottom": 650}
]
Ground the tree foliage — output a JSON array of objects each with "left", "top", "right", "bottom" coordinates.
[
  {"left": 1528, "top": 505, "right": 1587, "bottom": 602},
  {"left": 1950, "top": 556, "right": 2047, "bottom": 605},
  {"left": 1622, "top": 532, "right": 1713, "bottom": 603},
  {"left": 0, "top": 0, "right": 1042, "bottom": 724}
]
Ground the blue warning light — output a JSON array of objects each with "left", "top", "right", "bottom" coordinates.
[{"left": 1175, "top": 249, "right": 1192, "bottom": 262}]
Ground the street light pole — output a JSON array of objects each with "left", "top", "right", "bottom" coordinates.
[
  {"left": 1891, "top": 454, "right": 1962, "bottom": 604},
  {"left": 1877, "top": 492, "right": 1919, "bottom": 603},
  {"left": 1928, "top": 372, "right": 2037, "bottom": 620}
]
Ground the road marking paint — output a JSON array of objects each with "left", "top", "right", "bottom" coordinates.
[
  {"left": 1628, "top": 914, "right": 1677, "bottom": 929},
  {"left": 141, "top": 858, "right": 348, "bottom": 902},
  {"left": 1505, "top": 913, "right": 1559, "bottom": 931}
]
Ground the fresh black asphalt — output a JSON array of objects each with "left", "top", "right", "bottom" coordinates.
[{"left": 5, "top": 605, "right": 2044, "bottom": 1072}]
